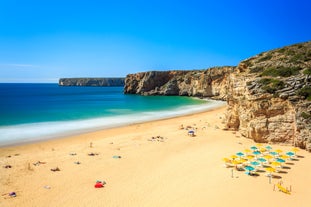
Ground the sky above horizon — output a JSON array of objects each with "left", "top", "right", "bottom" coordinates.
[{"left": 0, "top": 0, "right": 311, "bottom": 83}]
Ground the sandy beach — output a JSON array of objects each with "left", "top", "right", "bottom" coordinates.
[{"left": 1, "top": 106, "right": 310, "bottom": 207}]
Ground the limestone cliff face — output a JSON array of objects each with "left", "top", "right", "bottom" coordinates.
[
  {"left": 124, "top": 41, "right": 311, "bottom": 151},
  {"left": 124, "top": 67, "right": 235, "bottom": 99},
  {"left": 59, "top": 78, "right": 125, "bottom": 86},
  {"left": 225, "top": 41, "right": 311, "bottom": 151}
]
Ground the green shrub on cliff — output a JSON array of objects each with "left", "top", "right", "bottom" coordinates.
[
  {"left": 261, "top": 66, "right": 301, "bottom": 77},
  {"left": 297, "top": 86, "right": 311, "bottom": 100},
  {"left": 258, "top": 78, "right": 285, "bottom": 93},
  {"left": 258, "top": 54, "right": 273, "bottom": 62},
  {"left": 303, "top": 68, "right": 311, "bottom": 75},
  {"left": 301, "top": 112, "right": 311, "bottom": 120}
]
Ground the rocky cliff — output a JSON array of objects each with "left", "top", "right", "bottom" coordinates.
[
  {"left": 124, "top": 67, "right": 235, "bottom": 99},
  {"left": 124, "top": 41, "right": 311, "bottom": 151},
  {"left": 59, "top": 78, "right": 125, "bottom": 86}
]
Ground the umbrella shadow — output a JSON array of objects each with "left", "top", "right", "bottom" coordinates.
[
  {"left": 272, "top": 175, "right": 282, "bottom": 179},
  {"left": 282, "top": 166, "right": 291, "bottom": 170},
  {"left": 256, "top": 169, "right": 266, "bottom": 173},
  {"left": 276, "top": 170, "right": 288, "bottom": 174},
  {"left": 291, "top": 158, "right": 300, "bottom": 161},
  {"left": 297, "top": 155, "right": 304, "bottom": 158},
  {"left": 285, "top": 162, "right": 294, "bottom": 165}
]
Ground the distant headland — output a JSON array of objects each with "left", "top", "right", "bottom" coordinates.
[{"left": 58, "top": 78, "right": 125, "bottom": 86}]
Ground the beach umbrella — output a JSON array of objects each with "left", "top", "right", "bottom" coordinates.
[
  {"left": 292, "top": 147, "right": 299, "bottom": 152},
  {"left": 236, "top": 152, "right": 245, "bottom": 157},
  {"left": 250, "top": 146, "right": 258, "bottom": 151},
  {"left": 253, "top": 150, "right": 261, "bottom": 157},
  {"left": 263, "top": 155, "right": 273, "bottom": 164},
  {"left": 256, "top": 143, "right": 263, "bottom": 147},
  {"left": 222, "top": 158, "right": 232, "bottom": 167},
  {"left": 239, "top": 158, "right": 248, "bottom": 163},
  {"left": 276, "top": 158, "right": 285, "bottom": 166},
  {"left": 266, "top": 167, "right": 276, "bottom": 172},
  {"left": 232, "top": 160, "right": 242, "bottom": 170},
  {"left": 266, "top": 167, "right": 276, "bottom": 177},
  {"left": 244, "top": 149, "right": 251, "bottom": 153},
  {"left": 246, "top": 155, "right": 255, "bottom": 160},
  {"left": 231, "top": 155, "right": 238, "bottom": 160},
  {"left": 269, "top": 151, "right": 278, "bottom": 157},
  {"left": 275, "top": 149, "right": 283, "bottom": 154},
  {"left": 280, "top": 155, "right": 290, "bottom": 160},
  {"left": 286, "top": 151, "right": 295, "bottom": 157},
  {"left": 265, "top": 145, "right": 273, "bottom": 151},
  {"left": 259, "top": 148, "right": 266, "bottom": 153},
  {"left": 222, "top": 158, "right": 231, "bottom": 162},
  {"left": 292, "top": 147, "right": 299, "bottom": 155},
  {"left": 271, "top": 162, "right": 281, "bottom": 168},
  {"left": 250, "top": 161, "right": 260, "bottom": 168},
  {"left": 245, "top": 165, "right": 255, "bottom": 175},
  {"left": 264, "top": 154, "right": 273, "bottom": 160},
  {"left": 258, "top": 157, "right": 267, "bottom": 165}
]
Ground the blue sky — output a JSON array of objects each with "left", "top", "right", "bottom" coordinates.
[{"left": 0, "top": 0, "right": 310, "bottom": 83}]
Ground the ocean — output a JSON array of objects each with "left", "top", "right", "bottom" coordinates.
[{"left": 0, "top": 83, "right": 224, "bottom": 146}]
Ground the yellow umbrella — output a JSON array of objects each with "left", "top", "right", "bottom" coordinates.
[
  {"left": 259, "top": 147, "right": 266, "bottom": 152},
  {"left": 280, "top": 155, "right": 290, "bottom": 160},
  {"left": 222, "top": 158, "right": 231, "bottom": 163},
  {"left": 231, "top": 155, "right": 238, "bottom": 159},
  {"left": 266, "top": 167, "right": 276, "bottom": 173},
  {"left": 264, "top": 154, "right": 273, "bottom": 160},
  {"left": 246, "top": 155, "right": 255, "bottom": 160},
  {"left": 275, "top": 149, "right": 283, "bottom": 154},
  {"left": 292, "top": 147, "right": 299, "bottom": 152},
  {"left": 232, "top": 160, "right": 241, "bottom": 165},
  {"left": 244, "top": 149, "right": 251, "bottom": 153},
  {"left": 271, "top": 162, "right": 281, "bottom": 167},
  {"left": 239, "top": 158, "right": 248, "bottom": 164},
  {"left": 256, "top": 143, "right": 263, "bottom": 147}
]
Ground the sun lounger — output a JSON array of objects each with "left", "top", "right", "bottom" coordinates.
[{"left": 277, "top": 183, "right": 291, "bottom": 195}]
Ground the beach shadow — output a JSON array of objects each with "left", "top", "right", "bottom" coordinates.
[
  {"left": 285, "top": 162, "right": 294, "bottom": 165},
  {"left": 256, "top": 169, "right": 266, "bottom": 173},
  {"left": 272, "top": 175, "right": 282, "bottom": 179},
  {"left": 250, "top": 172, "right": 260, "bottom": 177},
  {"left": 282, "top": 166, "right": 291, "bottom": 170},
  {"left": 276, "top": 170, "right": 288, "bottom": 174},
  {"left": 297, "top": 155, "right": 304, "bottom": 158},
  {"left": 291, "top": 158, "right": 299, "bottom": 161}
]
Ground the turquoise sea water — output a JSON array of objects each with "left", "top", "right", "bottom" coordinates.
[{"left": 0, "top": 83, "right": 224, "bottom": 146}]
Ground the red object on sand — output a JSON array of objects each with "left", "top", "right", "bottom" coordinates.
[{"left": 94, "top": 182, "right": 104, "bottom": 188}]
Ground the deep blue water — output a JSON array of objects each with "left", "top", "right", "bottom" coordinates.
[{"left": 0, "top": 83, "right": 224, "bottom": 146}]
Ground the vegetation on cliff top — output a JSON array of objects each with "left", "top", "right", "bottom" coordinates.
[{"left": 245, "top": 41, "right": 311, "bottom": 78}]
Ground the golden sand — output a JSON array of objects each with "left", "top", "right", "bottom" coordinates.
[{"left": 0, "top": 106, "right": 310, "bottom": 207}]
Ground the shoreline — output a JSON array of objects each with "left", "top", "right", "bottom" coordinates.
[
  {"left": 1, "top": 106, "right": 310, "bottom": 207},
  {"left": 0, "top": 99, "right": 226, "bottom": 147}
]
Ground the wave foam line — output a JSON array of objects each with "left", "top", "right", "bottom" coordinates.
[{"left": 0, "top": 100, "right": 225, "bottom": 146}]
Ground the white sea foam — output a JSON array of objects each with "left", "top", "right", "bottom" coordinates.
[{"left": 0, "top": 100, "right": 225, "bottom": 147}]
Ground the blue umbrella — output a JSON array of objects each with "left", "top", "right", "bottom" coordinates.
[
  {"left": 244, "top": 165, "right": 255, "bottom": 175},
  {"left": 265, "top": 145, "right": 272, "bottom": 151},
  {"left": 258, "top": 157, "right": 267, "bottom": 163},
  {"left": 250, "top": 161, "right": 260, "bottom": 166},
  {"left": 269, "top": 151, "right": 278, "bottom": 156},
  {"left": 286, "top": 151, "right": 295, "bottom": 156},
  {"left": 236, "top": 152, "right": 245, "bottom": 157},
  {"left": 253, "top": 151, "right": 261, "bottom": 156},
  {"left": 250, "top": 146, "right": 258, "bottom": 151},
  {"left": 276, "top": 158, "right": 285, "bottom": 163}
]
